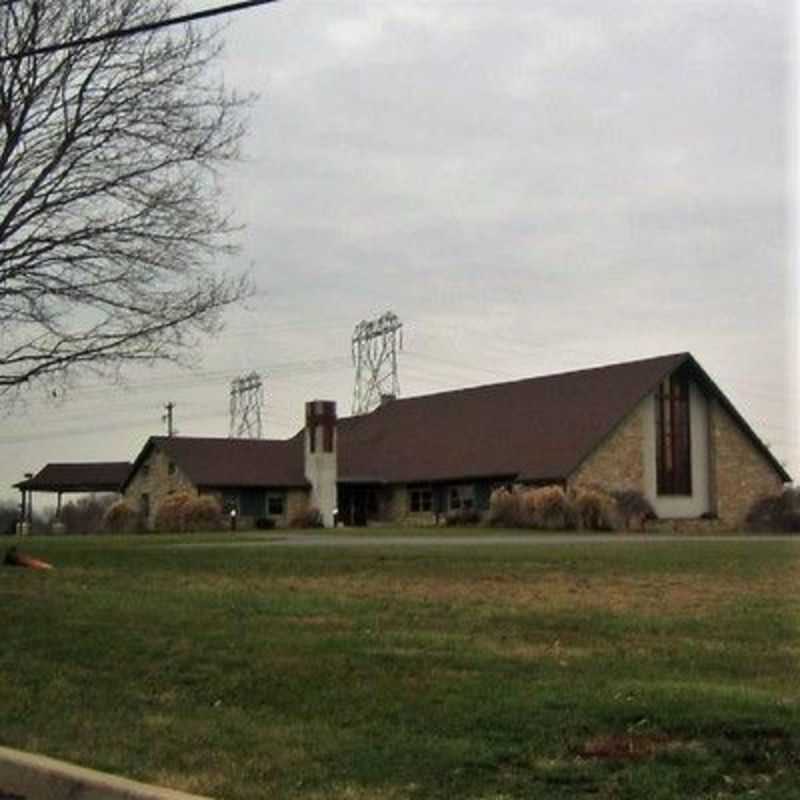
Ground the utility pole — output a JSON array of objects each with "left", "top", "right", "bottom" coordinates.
[
  {"left": 163, "top": 401, "right": 175, "bottom": 436},
  {"left": 351, "top": 311, "right": 403, "bottom": 415}
]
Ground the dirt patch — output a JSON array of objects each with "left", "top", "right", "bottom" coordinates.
[{"left": 577, "top": 733, "right": 703, "bottom": 761}]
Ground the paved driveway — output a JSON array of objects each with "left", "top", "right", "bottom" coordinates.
[{"left": 162, "top": 532, "right": 798, "bottom": 548}]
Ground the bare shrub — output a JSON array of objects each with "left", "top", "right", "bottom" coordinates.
[
  {"left": 745, "top": 488, "right": 800, "bottom": 533},
  {"left": 103, "top": 500, "right": 141, "bottom": 534},
  {"left": 572, "top": 488, "right": 618, "bottom": 531},
  {"left": 611, "top": 489, "right": 657, "bottom": 531},
  {"left": 0, "top": 501, "right": 20, "bottom": 535},
  {"left": 289, "top": 507, "right": 324, "bottom": 529},
  {"left": 154, "top": 492, "right": 194, "bottom": 533},
  {"left": 184, "top": 495, "right": 223, "bottom": 532},
  {"left": 58, "top": 494, "right": 116, "bottom": 534}
]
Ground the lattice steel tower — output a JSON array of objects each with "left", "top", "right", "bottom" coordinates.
[
  {"left": 229, "top": 372, "right": 264, "bottom": 438},
  {"left": 351, "top": 311, "right": 403, "bottom": 415}
]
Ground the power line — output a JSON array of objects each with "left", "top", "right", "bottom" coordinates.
[{"left": 0, "top": 0, "right": 280, "bottom": 63}]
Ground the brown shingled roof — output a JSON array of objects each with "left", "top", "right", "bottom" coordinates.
[
  {"left": 15, "top": 462, "right": 132, "bottom": 492},
  {"left": 337, "top": 352, "right": 693, "bottom": 483},
  {"left": 128, "top": 435, "right": 308, "bottom": 489},
  {"left": 122, "top": 352, "right": 792, "bottom": 492}
]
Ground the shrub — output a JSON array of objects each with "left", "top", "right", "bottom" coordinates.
[
  {"left": 184, "top": 495, "right": 223, "bottom": 532},
  {"left": 572, "top": 488, "right": 618, "bottom": 531},
  {"left": 154, "top": 491, "right": 194, "bottom": 533},
  {"left": 445, "top": 508, "right": 482, "bottom": 526},
  {"left": 103, "top": 500, "right": 141, "bottom": 534},
  {"left": 255, "top": 517, "right": 276, "bottom": 530},
  {"left": 57, "top": 494, "right": 116, "bottom": 534},
  {"left": 745, "top": 488, "right": 800, "bottom": 533},
  {"left": 611, "top": 489, "right": 656, "bottom": 531},
  {"left": 289, "top": 507, "right": 324, "bottom": 529},
  {"left": 531, "top": 485, "right": 572, "bottom": 530},
  {"left": 488, "top": 486, "right": 524, "bottom": 527}
]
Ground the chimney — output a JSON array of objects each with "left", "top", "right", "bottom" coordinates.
[
  {"left": 304, "top": 400, "right": 337, "bottom": 527},
  {"left": 379, "top": 393, "right": 396, "bottom": 407}
]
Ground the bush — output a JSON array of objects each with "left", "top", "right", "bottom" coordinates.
[
  {"left": 445, "top": 508, "right": 482, "bottom": 526},
  {"left": 610, "top": 489, "right": 656, "bottom": 531},
  {"left": 571, "top": 488, "right": 618, "bottom": 531},
  {"left": 289, "top": 507, "right": 324, "bottom": 529},
  {"left": 745, "top": 488, "right": 800, "bottom": 533},
  {"left": 184, "top": 495, "right": 223, "bottom": 532},
  {"left": 153, "top": 492, "right": 193, "bottom": 533},
  {"left": 58, "top": 494, "right": 116, "bottom": 534},
  {"left": 255, "top": 517, "right": 276, "bottom": 530},
  {"left": 103, "top": 500, "right": 141, "bottom": 534},
  {"left": 531, "top": 485, "right": 572, "bottom": 530},
  {"left": 488, "top": 487, "right": 522, "bottom": 527}
]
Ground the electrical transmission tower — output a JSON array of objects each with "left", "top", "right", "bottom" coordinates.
[
  {"left": 229, "top": 372, "right": 264, "bottom": 438},
  {"left": 351, "top": 311, "right": 403, "bottom": 415}
]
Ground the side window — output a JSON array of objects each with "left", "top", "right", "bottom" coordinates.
[
  {"left": 267, "top": 494, "right": 285, "bottom": 516},
  {"left": 409, "top": 488, "right": 433, "bottom": 512}
]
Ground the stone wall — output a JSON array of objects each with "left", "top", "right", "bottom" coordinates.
[
  {"left": 124, "top": 445, "right": 197, "bottom": 528},
  {"left": 286, "top": 488, "right": 310, "bottom": 525},
  {"left": 569, "top": 400, "right": 646, "bottom": 493},
  {"left": 708, "top": 400, "right": 785, "bottom": 528}
]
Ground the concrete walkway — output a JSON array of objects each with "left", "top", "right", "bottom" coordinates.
[
  {"left": 160, "top": 532, "right": 799, "bottom": 549},
  {"left": 0, "top": 746, "right": 211, "bottom": 800}
]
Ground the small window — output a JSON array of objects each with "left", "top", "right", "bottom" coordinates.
[
  {"left": 410, "top": 488, "right": 432, "bottom": 513},
  {"left": 141, "top": 493, "right": 150, "bottom": 518},
  {"left": 141, "top": 464, "right": 150, "bottom": 478},
  {"left": 449, "top": 485, "right": 475, "bottom": 511},
  {"left": 449, "top": 488, "right": 461, "bottom": 510},
  {"left": 168, "top": 462, "right": 176, "bottom": 475},
  {"left": 267, "top": 494, "right": 285, "bottom": 516}
]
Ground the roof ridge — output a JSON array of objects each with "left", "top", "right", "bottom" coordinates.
[{"left": 337, "top": 351, "right": 691, "bottom": 421}]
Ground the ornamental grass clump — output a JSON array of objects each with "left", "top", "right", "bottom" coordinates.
[
  {"left": 488, "top": 487, "right": 522, "bottom": 527},
  {"left": 531, "top": 485, "right": 572, "bottom": 530},
  {"left": 184, "top": 495, "right": 223, "bottom": 532},
  {"left": 154, "top": 491, "right": 194, "bottom": 533},
  {"left": 102, "top": 500, "right": 141, "bottom": 534},
  {"left": 572, "top": 487, "right": 618, "bottom": 531}
]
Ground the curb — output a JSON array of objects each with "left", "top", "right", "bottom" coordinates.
[{"left": 0, "top": 746, "right": 213, "bottom": 800}]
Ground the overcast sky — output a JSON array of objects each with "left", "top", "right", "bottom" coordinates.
[{"left": 1, "top": 0, "right": 797, "bottom": 506}]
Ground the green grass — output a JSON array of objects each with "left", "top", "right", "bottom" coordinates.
[{"left": 0, "top": 532, "right": 798, "bottom": 799}]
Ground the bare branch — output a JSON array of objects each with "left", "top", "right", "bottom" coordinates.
[{"left": 0, "top": 0, "right": 253, "bottom": 394}]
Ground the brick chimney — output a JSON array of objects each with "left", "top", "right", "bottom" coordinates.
[{"left": 304, "top": 400, "right": 337, "bottom": 527}]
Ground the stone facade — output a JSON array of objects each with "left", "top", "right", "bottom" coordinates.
[
  {"left": 123, "top": 445, "right": 198, "bottom": 528},
  {"left": 569, "top": 399, "right": 646, "bottom": 493},
  {"left": 708, "top": 400, "right": 785, "bottom": 528},
  {"left": 567, "top": 391, "right": 786, "bottom": 530},
  {"left": 286, "top": 488, "right": 310, "bottom": 525}
]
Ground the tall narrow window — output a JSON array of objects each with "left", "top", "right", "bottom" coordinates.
[{"left": 656, "top": 374, "right": 692, "bottom": 494}]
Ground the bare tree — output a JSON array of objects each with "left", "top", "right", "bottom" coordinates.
[{"left": 0, "top": 0, "right": 251, "bottom": 393}]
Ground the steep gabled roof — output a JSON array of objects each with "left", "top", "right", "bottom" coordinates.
[
  {"left": 15, "top": 462, "right": 132, "bottom": 492},
  {"left": 120, "top": 352, "right": 791, "bottom": 492},
  {"left": 337, "top": 352, "right": 692, "bottom": 484},
  {"left": 123, "top": 435, "right": 308, "bottom": 491}
]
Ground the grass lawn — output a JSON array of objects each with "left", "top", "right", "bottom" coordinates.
[{"left": 0, "top": 531, "right": 798, "bottom": 799}]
